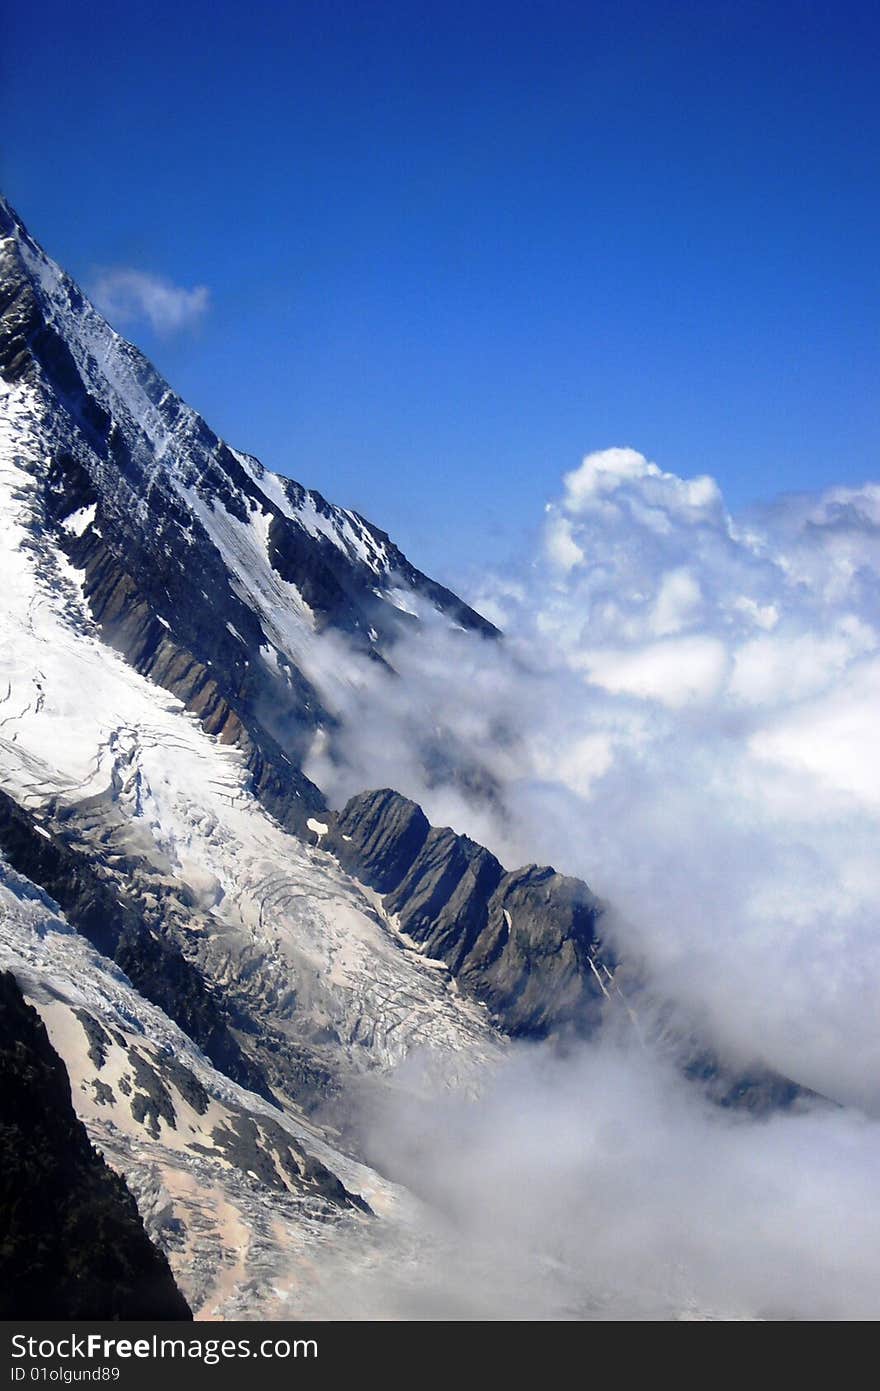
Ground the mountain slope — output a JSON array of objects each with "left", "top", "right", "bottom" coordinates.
[
  {"left": 0, "top": 967, "right": 192, "bottom": 1319},
  {"left": 0, "top": 193, "right": 496, "bottom": 839},
  {"left": 0, "top": 862, "right": 389, "bottom": 1318}
]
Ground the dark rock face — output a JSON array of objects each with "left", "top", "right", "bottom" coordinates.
[
  {"left": 41, "top": 446, "right": 327, "bottom": 837},
  {"left": 198, "top": 1108, "right": 371, "bottom": 1213},
  {"left": 73, "top": 1007, "right": 111, "bottom": 1067},
  {"left": 0, "top": 970, "right": 191, "bottom": 1319},
  {"left": 331, "top": 788, "right": 432, "bottom": 893},
  {"left": 459, "top": 864, "right": 610, "bottom": 1037},
  {"left": 327, "top": 789, "right": 610, "bottom": 1037},
  {"left": 385, "top": 826, "right": 505, "bottom": 971},
  {"left": 683, "top": 1050, "right": 806, "bottom": 1115}
]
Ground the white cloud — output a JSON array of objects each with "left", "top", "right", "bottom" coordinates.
[
  {"left": 297, "top": 445, "right": 880, "bottom": 1316},
  {"left": 729, "top": 618, "right": 876, "bottom": 706},
  {"left": 578, "top": 633, "right": 729, "bottom": 707},
  {"left": 544, "top": 508, "right": 584, "bottom": 572},
  {"left": 731, "top": 594, "right": 779, "bottom": 630},
  {"left": 562, "top": 446, "right": 723, "bottom": 524},
  {"left": 87, "top": 267, "right": 210, "bottom": 334},
  {"left": 301, "top": 446, "right": 880, "bottom": 1108},
  {"left": 338, "top": 1039, "right": 880, "bottom": 1320},
  {"left": 649, "top": 566, "right": 702, "bottom": 636},
  {"left": 750, "top": 656, "right": 880, "bottom": 807}
]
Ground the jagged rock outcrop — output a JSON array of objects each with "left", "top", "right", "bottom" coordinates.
[
  {"left": 327, "top": 788, "right": 611, "bottom": 1036},
  {"left": 385, "top": 825, "right": 506, "bottom": 970},
  {"left": 0, "top": 969, "right": 192, "bottom": 1319},
  {"left": 458, "top": 863, "right": 611, "bottom": 1036}
]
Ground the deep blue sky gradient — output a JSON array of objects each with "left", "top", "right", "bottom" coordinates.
[{"left": 2, "top": 1, "right": 878, "bottom": 586}]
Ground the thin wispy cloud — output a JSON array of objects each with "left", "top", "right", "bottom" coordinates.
[{"left": 87, "top": 267, "right": 210, "bottom": 334}]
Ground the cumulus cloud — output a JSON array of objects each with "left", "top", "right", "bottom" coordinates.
[
  {"left": 561, "top": 445, "right": 723, "bottom": 524},
  {"left": 301, "top": 449, "right": 880, "bottom": 1108},
  {"left": 88, "top": 267, "right": 210, "bottom": 334},
  {"left": 296, "top": 445, "right": 880, "bottom": 1316}
]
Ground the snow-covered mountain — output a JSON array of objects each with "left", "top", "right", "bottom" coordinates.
[
  {"left": 0, "top": 194, "right": 619, "bottom": 1316},
  {"left": 0, "top": 194, "right": 497, "bottom": 835}
]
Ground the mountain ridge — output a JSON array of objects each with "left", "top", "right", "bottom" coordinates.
[{"left": 0, "top": 191, "right": 497, "bottom": 839}]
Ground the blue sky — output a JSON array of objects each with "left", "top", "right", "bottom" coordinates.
[{"left": 2, "top": 0, "right": 878, "bottom": 588}]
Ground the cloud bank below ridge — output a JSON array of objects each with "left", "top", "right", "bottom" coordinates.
[
  {"left": 305, "top": 446, "right": 880, "bottom": 1110},
  {"left": 297, "top": 446, "right": 880, "bottom": 1319}
]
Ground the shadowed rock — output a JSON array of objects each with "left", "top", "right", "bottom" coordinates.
[
  {"left": 0, "top": 193, "right": 496, "bottom": 842},
  {"left": 0, "top": 970, "right": 191, "bottom": 1319}
]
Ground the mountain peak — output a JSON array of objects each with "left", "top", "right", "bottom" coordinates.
[
  {"left": 0, "top": 194, "right": 497, "bottom": 838},
  {"left": 0, "top": 191, "right": 29, "bottom": 241}
]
